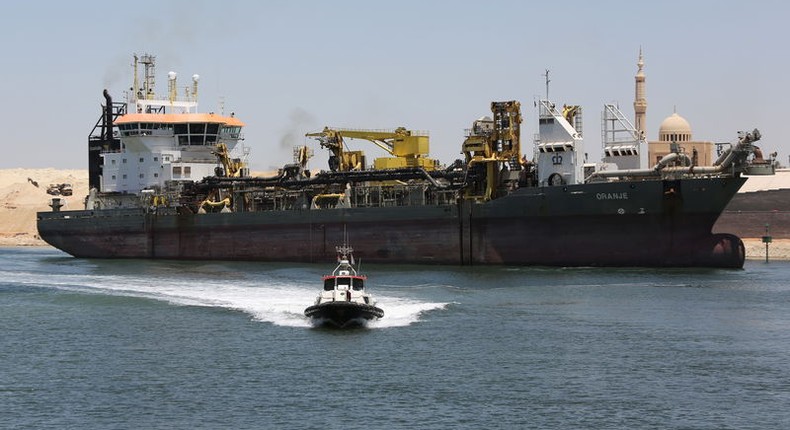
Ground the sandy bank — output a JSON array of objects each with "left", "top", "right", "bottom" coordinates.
[{"left": 0, "top": 168, "right": 88, "bottom": 246}]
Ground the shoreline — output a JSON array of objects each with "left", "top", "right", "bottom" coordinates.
[{"left": 5, "top": 237, "right": 789, "bottom": 262}]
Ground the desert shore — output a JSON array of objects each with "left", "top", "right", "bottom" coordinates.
[
  {"left": 1, "top": 168, "right": 89, "bottom": 247},
  {"left": 3, "top": 168, "right": 788, "bottom": 260}
]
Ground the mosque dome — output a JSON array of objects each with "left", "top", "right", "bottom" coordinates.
[{"left": 658, "top": 112, "right": 692, "bottom": 142}]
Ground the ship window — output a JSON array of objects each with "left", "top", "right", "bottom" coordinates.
[
  {"left": 139, "top": 157, "right": 144, "bottom": 163},
  {"left": 111, "top": 175, "right": 116, "bottom": 180},
  {"left": 153, "top": 157, "right": 158, "bottom": 162},
  {"left": 206, "top": 124, "right": 219, "bottom": 134},
  {"left": 154, "top": 173, "right": 159, "bottom": 178},
  {"left": 178, "top": 136, "right": 189, "bottom": 145},
  {"left": 111, "top": 159, "right": 116, "bottom": 165},
  {"left": 174, "top": 124, "right": 188, "bottom": 135},
  {"left": 122, "top": 174, "right": 127, "bottom": 179},
  {"left": 122, "top": 158, "right": 127, "bottom": 163},
  {"left": 206, "top": 135, "right": 217, "bottom": 144},
  {"left": 184, "top": 166, "right": 191, "bottom": 177},
  {"left": 337, "top": 277, "right": 350, "bottom": 288},
  {"left": 353, "top": 278, "right": 364, "bottom": 290},
  {"left": 189, "top": 123, "right": 205, "bottom": 134},
  {"left": 173, "top": 166, "right": 182, "bottom": 177},
  {"left": 139, "top": 173, "right": 144, "bottom": 178},
  {"left": 221, "top": 126, "right": 241, "bottom": 139},
  {"left": 324, "top": 279, "right": 334, "bottom": 291},
  {"left": 189, "top": 136, "right": 205, "bottom": 145}
]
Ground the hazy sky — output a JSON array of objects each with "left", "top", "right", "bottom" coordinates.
[{"left": 1, "top": 0, "right": 787, "bottom": 171}]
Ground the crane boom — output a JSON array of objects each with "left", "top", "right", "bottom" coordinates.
[{"left": 307, "top": 126, "right": 437, "bottom": 172}]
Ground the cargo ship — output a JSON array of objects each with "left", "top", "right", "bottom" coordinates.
[{"left": 37, "top": 54, "right": 770, "bottom": 268}]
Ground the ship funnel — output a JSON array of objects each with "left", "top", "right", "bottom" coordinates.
[{"left": 103, "top": 89, "right": 113, "bottom": 141}]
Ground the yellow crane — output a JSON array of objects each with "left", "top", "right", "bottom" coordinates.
[
  {"left": 462, "top": 101, "right": 523, "bottom": 201},
  {"left": 212, "top": 142, "right": 245, "bottom": 177},
  {"left": 306, "top": 126, "right": 437, "bottom": 172}
]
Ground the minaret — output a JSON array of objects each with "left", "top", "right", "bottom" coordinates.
[{"left": 634, "top": 48, "right": 647, "bottom": 139}]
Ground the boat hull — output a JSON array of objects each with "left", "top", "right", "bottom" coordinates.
[
  {"left": 304, "top": 302, "right": 384, "bottom": 328},
  {"left": 37, "top": 177, "right": 747, "bottom": 268}
]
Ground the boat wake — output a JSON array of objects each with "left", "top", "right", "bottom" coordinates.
[{"left": 7, "top": 271, "right": 447, "bottom": 328}]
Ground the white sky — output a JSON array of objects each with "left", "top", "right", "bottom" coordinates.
[{"left": 1, "top": 0, "right": 787, "bottom": 171}]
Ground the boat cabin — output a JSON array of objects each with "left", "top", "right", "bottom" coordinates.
[{"left": 323, "top": 275, "right": 365, "bottom": 291}]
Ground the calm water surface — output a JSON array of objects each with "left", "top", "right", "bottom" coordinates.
[{"left": 1, "top": 247, "right": 789, "bottom": 429}]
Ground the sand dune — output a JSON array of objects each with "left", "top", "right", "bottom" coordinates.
[
  {"left": 2, "top": 168, "right": 788, "bottom": 260},
  {"left": 0, "top": 168, "right": 88, "bottom": 246}
]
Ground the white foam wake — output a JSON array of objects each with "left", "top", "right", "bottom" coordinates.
[{"left": 6, "top": 271, "right": 447, "bottom": 328}]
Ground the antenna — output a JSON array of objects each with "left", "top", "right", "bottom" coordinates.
[{"left": 543, "top": 69, "right": 551, "bottom": 100}]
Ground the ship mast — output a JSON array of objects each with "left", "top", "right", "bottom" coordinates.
[{"left": 543, "top": 69, "right": 550, "bottom": 101}]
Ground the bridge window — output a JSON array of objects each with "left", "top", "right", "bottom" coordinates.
[
  {"left": 188, "top": 135, "right": 205, "bottom": 145},
  {"left": 221, "top": 126, "right": 242, "bottom": 139},
  {"left": 174, "top": 122, "right": 216, "bottom": 145},
  {"left": 189, "top": 123, "right": 205, "bottom": 134}
]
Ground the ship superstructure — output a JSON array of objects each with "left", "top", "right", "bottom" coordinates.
[
  {"left": 600, "top": 103, "right": 648, "bottom": 171},
  {"left": 88, "top": 54, "right": 245, "bottom": 201},
  {"left": 534, "top": 100, "right": 585, "bottom": 186}
]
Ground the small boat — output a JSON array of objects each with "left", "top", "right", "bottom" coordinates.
[{"left": 305, "top": 244, "right": 384, "bottom": 328}]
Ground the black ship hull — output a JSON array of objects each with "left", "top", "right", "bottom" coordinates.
[
  {"left": 37, "top": 176, "right": 747, "bottom": 268},
  {"left": 305, "top": 302, "right": 384, "bottom": 328}
]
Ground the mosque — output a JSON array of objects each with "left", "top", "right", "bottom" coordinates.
[{"left": 632, "top": 50, "right": 715, "bottom": 167}]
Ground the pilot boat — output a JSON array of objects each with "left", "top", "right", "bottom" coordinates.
[{"left": 305, "top": 244, "right": 384, "bottom": 328}]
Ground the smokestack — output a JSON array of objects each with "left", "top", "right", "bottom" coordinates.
[{"left": 103, "top": 89, "right": 113, "bottom": 140}]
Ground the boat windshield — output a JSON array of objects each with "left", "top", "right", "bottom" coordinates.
[
  {"left": 323, "top": 278, "right": 334, "bottom": 291},
  {"left": 336, "top": 277, "right": 351, "bottom": 289},
  {"left": 352, "top": 278, "right": 364, "bottom": 290}
]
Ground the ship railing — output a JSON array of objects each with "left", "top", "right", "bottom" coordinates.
[
  {"left": 240, "top": 184, "right": 456, "bottom": 211},
  {"left": 464, "top": 128, "right": 494, "bottom": 138},
  {"left": 348, "top": 184, "right": 456, "bottom": 208},
  {"left": 537, "top": 100, "right": 560, "bottom": 118}
]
